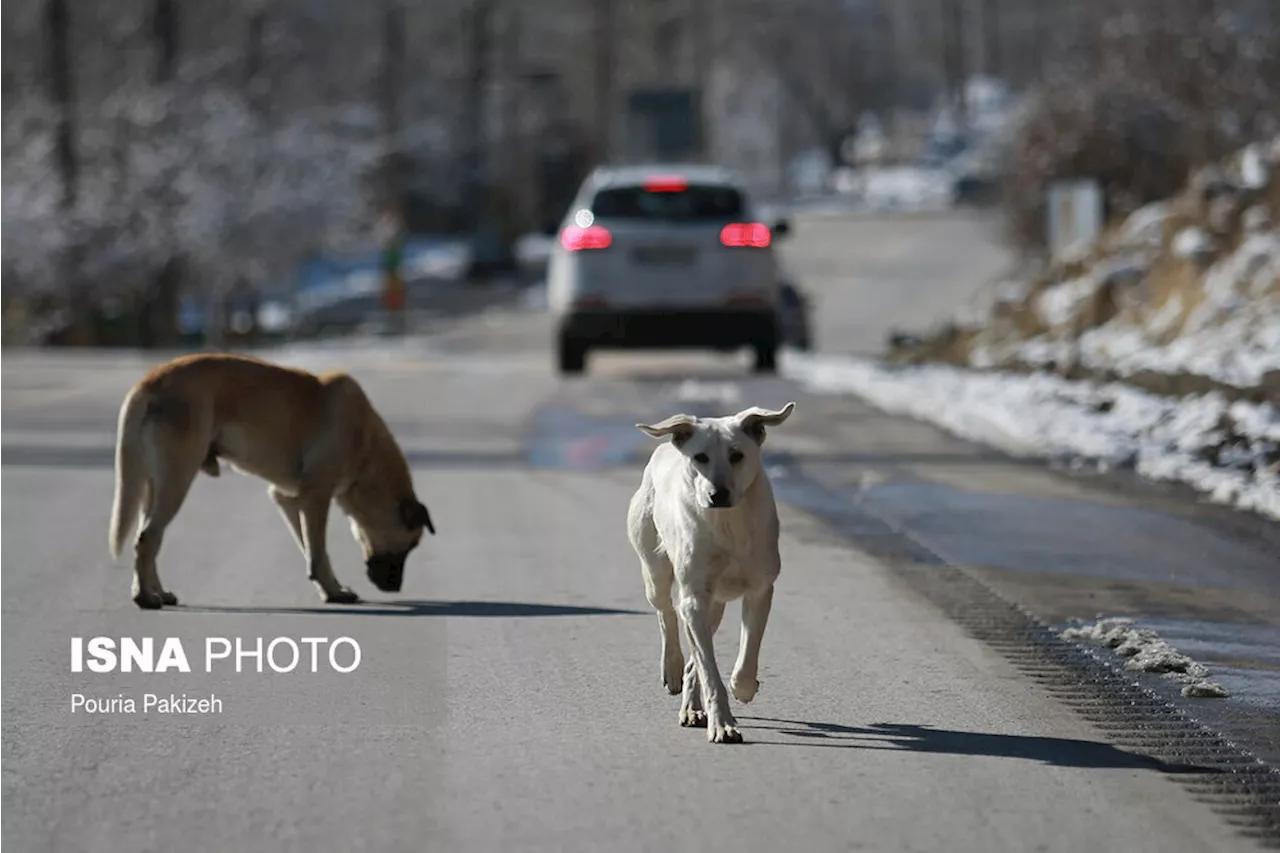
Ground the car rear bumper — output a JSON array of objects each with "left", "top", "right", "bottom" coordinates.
[{"left": 560, "top": 308, "right": 778, "bottom": 349}]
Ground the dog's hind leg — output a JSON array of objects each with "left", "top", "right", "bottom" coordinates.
[
  {"left": 679, "top": 600, "right": 724, "bottom": 727},
  {"left": 132, "top": 458, "right": 199, "bottom": 610},
  {"left": 199, "top": 445, "right": 221, "bottom": 477},
  {"left": 731, "top": 585, "right": 774, "bottom": 703}
]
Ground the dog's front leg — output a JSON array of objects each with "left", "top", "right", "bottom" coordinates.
[
  {"left": 731, "top": 585, "right": 773, "bottom": 703},
  {"left": 678, "top": 591, "right": 740, "bottom": 744},
  {"left": 297, "top": 493, "right": 360, "bottom": 604},
  {"left": 679, "top": 600, "right": 724, "bottom": 727}
]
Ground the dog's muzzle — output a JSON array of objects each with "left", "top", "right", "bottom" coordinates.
[
  {"left": 366, "top": 552, "right": 407, "bottom": 593},
  {"left": 708, "top": 488, "right": 734, "bottom": 509}
]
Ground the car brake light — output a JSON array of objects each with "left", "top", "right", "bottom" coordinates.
[
  {"left": 643, "top": 174, "right": 688, "bottom": 193},
  {"left": 720, "top": 222, "right": 772, "bottom": 248},
  {"left": 560, "top": 225, "right": 613, "bottom": 251}
]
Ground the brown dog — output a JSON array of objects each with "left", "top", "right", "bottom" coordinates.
[{"left": 108, "top": 353, "right": 434, "bottom": 609}]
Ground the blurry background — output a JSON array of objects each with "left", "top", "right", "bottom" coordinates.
[{"left": 3, "top": 0, "right": 1278, "bottom": 350}]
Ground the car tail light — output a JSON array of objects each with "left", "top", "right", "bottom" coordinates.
[
  {"left": 720, "top": 222, "right": 772, "bottom": 248},
  {"left": 643, "top": 174, "right": 688, "bottom": 193},
  {"left": 560, "top": 225, "right": 613, "bottom": 251}
]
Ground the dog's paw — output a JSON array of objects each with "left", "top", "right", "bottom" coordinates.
[
  {"left": 730, "top": 675, "right": 759, "bottom": 703},
  {"left": 160, "top": 591, "right": 180, "bottom": 606},
  {"left": 132, "top": 590, "right": 165, "bottom": 610},
  {"left": 324, "top": 587, "right": 362, "bottom": 605},
  {"left": 679, "top": 707, "right": 707, "bottom": 728},
  {"left": 708, "top": 722, "right": 744, "bottom": 744}
]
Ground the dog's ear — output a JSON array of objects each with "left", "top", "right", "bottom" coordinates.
[
  {"left": 635, "top": 414, "right": 698, "bottom": 445},
  {"left": 400, "top": 498, "right": 436, "bottom": 535},
  {"left": 736, "top": 401, "right": 796, "bottom": 444}
]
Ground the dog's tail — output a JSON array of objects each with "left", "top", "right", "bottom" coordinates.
[{"left": 109, "top": 386, "right": 150, "bottom": 560}]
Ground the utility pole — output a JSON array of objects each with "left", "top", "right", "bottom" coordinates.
[
  {"left": 691, "top": 0, "right": 711, "bottom": 160},
  {"left": 380, "top": 0, "right": 405, "bottom": 209},
  {"left": 464, "top": 0, "right": 492, "bottom": 232},
  {"left": 236, "top": 4, "right": 270, "bottom": 348},
  {"left": 498, "top": 5, "right": 526, "bottom": 234},
  {"left": 153, "top": 0, "right": 177, "bottom": 83},
  {"left": 981, "top": 0, "right": 1002, "bottom": 79},
  {"left": 147, "top": 0, "right": 180, "bottom": 348},
  {"left": 940, "top": 0, "right": 968, "bottom": 138},
  {"left": 246, "top": 8, "right": 266, "bottom": 110},
  {"left": 379, "top": 0, "right": 408, "bottom": 327},
  {"left": 46, "top": 0, "right": 76, "bottom": 212},
  {"left": 46, "top": 0, "right": 90, "bottom": 344},
  {"left": 592, "top": 0, "right": 614, "bottom": 164}
]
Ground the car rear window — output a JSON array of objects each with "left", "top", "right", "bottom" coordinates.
[{"left": 590, "top": 184, "right": 745, "bottom": 222}]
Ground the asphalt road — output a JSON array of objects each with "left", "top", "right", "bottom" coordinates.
[
  {"left": 775, "top": 209, "right": 1015, "bottom": 354},
  {"left": 3, "top": 212, "right": 1275, "bottom": 852}
]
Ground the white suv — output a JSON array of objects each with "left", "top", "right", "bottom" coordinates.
[{"left": 546, "top": 164, "right": 791, "bottom": 375}]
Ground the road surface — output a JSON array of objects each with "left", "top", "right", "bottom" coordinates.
[{"left": 4, "top": 212, "right": 1276, "bottom": 852}]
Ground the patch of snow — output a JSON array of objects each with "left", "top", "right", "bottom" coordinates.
[
  {"left": 1115, "top": 202, "right": 1171, "bottom": 248},
  {"left": 405, "top": 242, "right": 472, "bottom": 280},
  {"left": 952, "top": 278, "right": 1029, "bottom": 328},
  {"left": 1240, "top": 143, "right": 1268, "bottom": 189},
  {"left": 1036, "top": 276, "right": 1097, "bottom": 328},
  {"left": 1144, "top": 293, "right": 1184, "bottom": 338},
  {"left": 840, "top": 165, "right": 955, "bottom": 212},
  {"left": 782, "top": 353, "right": 1280, "bottom": 521},
  {"left": 674, "top": 380, "right": 742, "bottom": 407},
  {"left": 1003, "top": 234, "right": 1280, "bottom": 389},
  {"left": 1057, "top": 240, "right": 1094, "bottom": 266},
  {"left": 1242, "top": 204, "right": 1271, "bottom": 234},
  {"left": 1061, "top": 617, "right": 1228, "bottom": 698},
  {"left": 1172, "top": 226, "right": 1213, "bottom": 260},
  {"left": 515, "top": 233, "right": 556, "bottom": 266}
]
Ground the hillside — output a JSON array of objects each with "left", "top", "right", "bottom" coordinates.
[{"left": 891, "top": 136, "right": 1280, "bottom": 404}]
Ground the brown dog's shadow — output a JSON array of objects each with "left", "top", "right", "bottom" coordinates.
[
  {"left": 178, "top": 599, "right": 646, "bottom": 618},
  {"left": 738, "top": 718, "right": 1217, "bottom": 774}
]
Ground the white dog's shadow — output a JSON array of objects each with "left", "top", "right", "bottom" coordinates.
[
  {"left": 177, "top": 599, "right": 646, "bottom": 618},
  {"left": 738, "top": 718, "right": 1213, "bottom": 772}
]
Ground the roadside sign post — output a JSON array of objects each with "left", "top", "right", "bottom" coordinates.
[{"left": 1046, "top": 179, "right": 1103, "bottom": 264}]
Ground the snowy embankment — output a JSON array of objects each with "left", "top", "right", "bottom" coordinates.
[
  {"left": 894, "top": 136, "right": 1280, "bottom": 400},
  {"left": 782, "top": 352, "right": 1280, "bottom": 521}
]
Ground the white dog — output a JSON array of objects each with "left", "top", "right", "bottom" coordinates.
[{"left": 627, "top": 402, "right": 796, "bottom": 744}]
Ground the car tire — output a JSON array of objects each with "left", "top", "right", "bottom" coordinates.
[
  {"left": 557, "top": 336, "right": 587, "bottom": 375},
  {"left": 752, "top": 343, "right": 778, "bottom": 374}
]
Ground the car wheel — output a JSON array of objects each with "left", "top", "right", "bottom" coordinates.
[
  {"left": 557, "top": 336, "right": 587, "bottom": 375},
  {"left": 752, "top": 343, "right": 778, "bottom": 374}
]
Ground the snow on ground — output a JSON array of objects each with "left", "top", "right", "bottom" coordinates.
[
  {"left": 828, "top": 165, "right": 956, "bottom": 212},
  {"left": 1061, "top": 618, "right": 1229, "bottom": 698},
  {"left": 515, "top": 233, "right": 556, "bottom": 269},
  {"left": 970, "top": 231, "right": 1280, "bottom": 390},
  {"left": 782, "top": 352, "right": 1280, "bottom": 521},
  {"left": 673, "top": 379, "right": 743, "bottom": 407}
]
